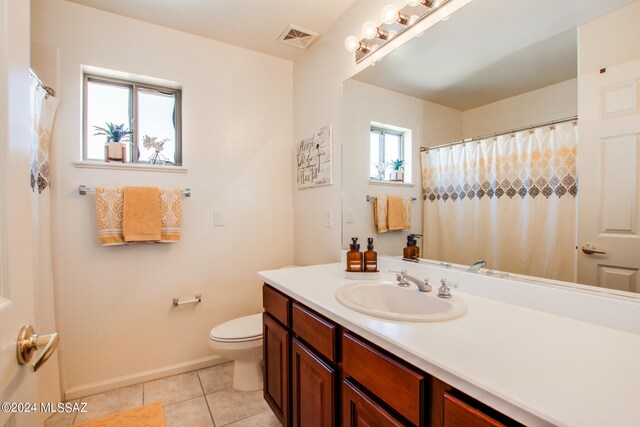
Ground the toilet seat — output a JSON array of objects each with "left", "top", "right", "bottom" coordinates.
[{"left": 209, "top": 313, "right": 262, "bottom": 343}]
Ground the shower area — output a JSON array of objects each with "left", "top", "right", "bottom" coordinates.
[{"left": 420, "top": 118, "right": 578, "bottom": 282}]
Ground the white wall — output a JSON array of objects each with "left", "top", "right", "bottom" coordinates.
[
  {"left": 31, "top": 0, "right": 293, "bottom": 397},
  {"left": 462, "top": 79, "right": 578, "bottom": 138},
  {"left": 342, "top": 80, "right": 462, "bottom": 255},
  {"left": 578, "top": 0, "right": 640, "bottom": 76},
  {"left": 292, "top": 0, "right": 416, "bottom": 266}
]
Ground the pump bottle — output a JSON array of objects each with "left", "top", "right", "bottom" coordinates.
[
  {"left": 363, "top": 238, "right": 378, "bottom": 272},
  {"left": 403, "top": 234, "right": 422, "bottom": 261},
  {"left": 346, "top": 237, "right": 364, "bottom": 272}
]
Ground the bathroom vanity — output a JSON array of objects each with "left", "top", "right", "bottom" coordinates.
[{"left": 259, "top": 257, "right": 640, "bottom": 427}]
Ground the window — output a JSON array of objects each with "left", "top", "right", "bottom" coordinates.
[
  {"left": 83, "top": 75, "right": 182, "bottom": 165},
  {"left": 369, "top": 124, "right": 411, "bottom": 183}
]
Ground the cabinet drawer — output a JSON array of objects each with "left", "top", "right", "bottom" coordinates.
[
  {"left": 342, "top": 379, "right": 404, "bottom": 427},
  {"left": 292, "top": 303, "right": 336, "bottom": 362},
  {"left": 444, "top": 393, "right": 505, "bottom": 427},
  {"left": 263, "top": 284, "right": 290, "bottom": 327},
  {"left": 342, "top": 332, "right": 424, "bottom": 426}
]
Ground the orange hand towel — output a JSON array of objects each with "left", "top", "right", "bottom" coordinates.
[
  {"left": 387, "top": 195, "right": 405, "bottom": 231},
  {"left": 123, "top": 187, "right": 162, "bottom": 242}
]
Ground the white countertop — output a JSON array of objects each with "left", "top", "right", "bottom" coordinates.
[{"left": 259, "top": 260, "right": 640, "bottom": 427}]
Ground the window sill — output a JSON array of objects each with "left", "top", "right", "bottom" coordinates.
[
  {"left": 74, "top": 161, "right": 188, "bottom": 173},
  {"left": 368, "top": 180, "right": 414, "bottom": 187}
]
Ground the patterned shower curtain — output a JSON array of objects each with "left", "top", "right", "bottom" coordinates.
[
  {"left": 29, "top": 72, "right": 61, "bottom": 404},
  {"left": 420, "top": 121, "right": 578, "bottom": 282}
]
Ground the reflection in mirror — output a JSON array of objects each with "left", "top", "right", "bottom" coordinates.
[{"left": 341, "top": 0, "right": 640, "bottom": 295}]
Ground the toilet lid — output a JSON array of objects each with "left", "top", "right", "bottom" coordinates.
[{"left": 209, "top": 313, "right": 262, "bottom": 342}]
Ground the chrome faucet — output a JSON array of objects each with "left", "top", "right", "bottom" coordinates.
[
  {"left": 438, "top": 279, "right": 452, "bottom": 299},
  {"left": 391, "top": 270, "right": 432, "bottom": 292},
  {"left": 467, "top": 260, "right": 486, "bottom": 273}
]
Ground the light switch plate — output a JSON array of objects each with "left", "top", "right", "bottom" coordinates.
[
  {"left": 214, "top": 209, "right": 225, "bottom": 226},
  {"left": 325, "top": 209, "right": 333, "bottom": 228}
]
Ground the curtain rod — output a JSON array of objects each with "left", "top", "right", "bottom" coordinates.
[
  {"left": 29, "top": 69, "right": 56, "bottom": 98},
  {"left": 420, "top": 115, "right": 578, "bottom": 152}
]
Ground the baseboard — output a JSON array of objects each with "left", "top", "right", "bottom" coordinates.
[{"left": 64, "top": 355, "right": 228, "bottom": 401}]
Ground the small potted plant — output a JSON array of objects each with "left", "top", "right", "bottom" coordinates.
[
  {"left": 93, "top": 122, "right": 133, "bottom": 162},
  {"left": 388, "top": 159, "right": 405, "bottom": 182}
]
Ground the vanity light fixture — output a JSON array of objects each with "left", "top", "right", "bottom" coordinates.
[{"left": 345, "top": 0, "right": 453, "bottom": 63}]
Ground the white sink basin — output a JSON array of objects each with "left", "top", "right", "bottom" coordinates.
[{"left": 336, "top": 281, "right": 466, "bottom": 322}]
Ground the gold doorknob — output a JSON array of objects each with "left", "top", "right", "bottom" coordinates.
[
  {"left": 16, "top": 325, "right": 59, "bottom": 372},
  {"left": 581, "top": 244, "right": 606, "bottom": 255}
]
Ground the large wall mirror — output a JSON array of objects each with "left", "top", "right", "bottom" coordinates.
[{"left": 341, "top": 0, "right": 640, "bottom": 296}]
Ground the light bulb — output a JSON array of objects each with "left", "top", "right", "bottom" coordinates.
[
  {"left": 381, "top": 4, "right": 400, "bottom": 25},
  {"left": 361, "top": 21, "right": 379, "bottom": 40},
  {"left": 345, "top": 35, "right": 361, "bottom": 53}
]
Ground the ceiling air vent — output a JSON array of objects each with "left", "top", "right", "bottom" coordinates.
[{"left": 278, "top": 24, "right": 318, "bottom": 49}]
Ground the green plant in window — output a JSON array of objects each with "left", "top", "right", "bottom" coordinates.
[
  {"left": 93, "top": 122, "right": 133, "bottom": 143},
  {"left": 388, "top": 158, "right": 405, "bottom": 170}
]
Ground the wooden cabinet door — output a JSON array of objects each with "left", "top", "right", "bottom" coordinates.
[
  {"left": 264, "top": 313, "right": 290, "bottom": 426},
  {"left": 342, "top": 379, "right": 404, "bottom": 427},
  {"left": 292, "top": 338, "right": 335, "bottom": 427}
]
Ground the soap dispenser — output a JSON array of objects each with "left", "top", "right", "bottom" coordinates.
[
  {"left": 346, "top": 237, "right": 364, "bottom": 272},
  {"left": 403, "top": 234, "right": 422, "bottom": 261},
  {"left": 364, "top": 238, "right": 378, "bottom": 272}
]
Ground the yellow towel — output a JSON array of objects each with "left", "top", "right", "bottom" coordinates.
[
  {"left": 74, "top": 401, "right": 166, "bottom": 427},
  {"left": 123, "top": 187, "right": 162, "bottom": 242},
  {"left": 159, "top": 189, "right": 183, "bottom": 242},
  {"left": 373, "top": 196, "right": 388, "bottom": 233},
  {"left": 95, "top": 187, "right": 126, "bottom": 246},
  {"left": 388, "top": 195, "right": 405, "bottom": 231}
]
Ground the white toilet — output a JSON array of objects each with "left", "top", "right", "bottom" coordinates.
[{"left": 208, "top": 313, "right": 263, "bottom": 391}]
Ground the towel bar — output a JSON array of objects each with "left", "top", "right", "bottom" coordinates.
[
  {"left": 78, "top": 185, "right": 191, "bottom": 197},
  {"left": 172, "top": 294, "right": 201, "bottom": 307},
  {"left": 366, "top": 195, "right": 417, "bottom": 202}
]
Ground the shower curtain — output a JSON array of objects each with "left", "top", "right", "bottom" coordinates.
[
  {"left": 421, "top": 121, "right": 578, "bottom": 282},
  {"left": 29, "top": 72, "right": 60, "bottom": 406}
]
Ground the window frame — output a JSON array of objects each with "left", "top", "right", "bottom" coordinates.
[
  {"left": 82, "top": 74, "right": 183, "bottom": 166},
  {"left": 370, "top": 125, "right": 405, "bottom": 181}
]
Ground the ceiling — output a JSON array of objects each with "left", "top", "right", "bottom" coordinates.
[
  {"left": 353, "top": 0, "right": 636, "bottom": 111},
  {"left": 65, "top": 0, "right": 358, "bottom": 60}
]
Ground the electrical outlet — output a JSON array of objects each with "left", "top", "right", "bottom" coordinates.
[
  {"left": 325, "top": 209, "right": 333, "bottom": 228},
  {"left": 214, "top": 209, "right": 225, "bottom": 226}
]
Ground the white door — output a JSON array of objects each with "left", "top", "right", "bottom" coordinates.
[
  {"left": 0, "top": 0, "right": 42, "bottom": 426},
  {"left": 577, "top": 59, "right": 640, "bottom": 292}
]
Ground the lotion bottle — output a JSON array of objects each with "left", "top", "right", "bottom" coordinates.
[
  {"left": 364, "top": 238, "right": 378, "bottom": 272},
  {"left": 346, "top": 237, "right": 364, "bottom": 272},
  {"left": 403, "top": 234, "right": 422, "bottom": 261}
]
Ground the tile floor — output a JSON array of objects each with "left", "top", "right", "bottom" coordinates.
[{"left": 44, "top": 363, "right": 280, "bottom": 427}]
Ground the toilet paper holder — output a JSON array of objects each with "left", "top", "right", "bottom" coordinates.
[{"left": 173, "top": 294, "right": 202, "bottom": 306}]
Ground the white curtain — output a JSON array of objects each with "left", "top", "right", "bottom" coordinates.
[
  {"left": 421, "top": 121, "right": 578, "bottom": 282},
  {"left": 29, "top": 72, "right": 61, "bottom": 406}
]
